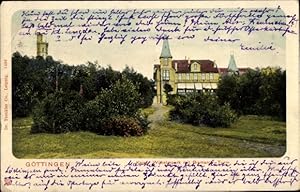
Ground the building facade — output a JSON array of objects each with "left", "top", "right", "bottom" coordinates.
[{"left": 154, "top": 40, "right": 220, "bottom": 104}]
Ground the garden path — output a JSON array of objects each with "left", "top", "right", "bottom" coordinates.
[
  {"left": 147, "top": 103, "right": 169, "bottom": 124},
  {"left": 147, "top": 104, "right": 286, "bottom": 157}
]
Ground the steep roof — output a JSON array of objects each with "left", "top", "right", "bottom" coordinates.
[
  {"left": 218, "top": 68, "right": 228, "bottom": 74},
  {"left": 228, "top": 54, "right": 238, "bottom": 73},
  {"left": 160, "top": 40, "right": 172, "bottom": 58},
  {"left": 219, "top": 67, "right": 250, "bottom": 76},
  {"left": 172, "top": 60, "right": 218, "bottom": 73},
  {"left": 172, "top": 60, "right": 190, "bottom": 72}
]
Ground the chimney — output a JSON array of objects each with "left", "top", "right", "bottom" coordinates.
[
  {"left": 175, "top": 62, "right": 178, "bottom": 71},
  {"left": 188, "top": 57, "right": 190, "bottom": 65}
]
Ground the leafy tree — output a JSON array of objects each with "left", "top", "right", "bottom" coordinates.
[
  {"left": 31, "top": 91, "right": 85, "bottom": 134},
  {"left": 163, "top": 83, "right": 173, "bottom": 95},
  {"left": 122, "top": 66, "right": 155, "bottom": 108},
  {"left": 238, "top": 68, "right": 262, "bottom": 114},
  {"left": 257, "top": 67, "right": 285, "bottom": 118},
  {"left": 12, "top": 52, "right": 57, "bottom": 117},
  {"left": 217, "top": 67, "right": 286, "bottom": 120},
  {"left": 216, "top": 74, "right": 241, "bottom": 114},
  {"left": 80, "top": 78, "right": 149, "bottom": 135}
]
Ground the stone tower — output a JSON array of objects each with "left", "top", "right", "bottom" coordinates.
[
  {"left": 36, "top": 33, "right": 48, "bottom": 59},
  {"left": 156, "top": 39, "right": 175, "bottom": 104}
]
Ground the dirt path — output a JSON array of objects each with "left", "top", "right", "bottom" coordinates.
[
  {"left": 147, "top": 103, "right": 169, "bottom": 125},
  {"left": 147, "top": 104, "right": 285, "bottom": 156}
]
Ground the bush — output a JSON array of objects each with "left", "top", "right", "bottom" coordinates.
[
  {"left": 31, "top": 91, "right": 85, "bottom": 134},
  {"left": 79, "top": 78, "right": 150, "bottom": 135},
  {"left": 202, "top": 103, "right": 238, "bottom": 127},
  {"left": 134, "top": 112, "right": 150, "bottom": 133},
  {"left": 81, "top": 101, "right": 150, "bottom": 135},
  {"left": 102, "top": 116, "right": 144, "bottom": 136},
  {"left": 31, "top": 78, "right": 150, "bottom": 136},
  {"left": 170, "top": 93, "right": 238, "bottom": 128},
  {"left": 167, "top": 94, "right": 182, "bottom": 106},
  {"left": 96, "top": 78, "right": 141, "bottom": 117}
]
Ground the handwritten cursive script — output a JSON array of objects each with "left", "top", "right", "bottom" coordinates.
[
  {"left": 14, "top": 7, "right": 298, "bottom": 50},
  {"left": 2, "top": 157, "right": 299, "bottom": 191}
]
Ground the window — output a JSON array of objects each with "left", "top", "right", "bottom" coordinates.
[
  {"left": 214, "top": 73, "right": 218, "bottom": 79},
  {"left": 186, "top": 73, "right": 190, "bottom": 80},
  {"left": 163, "top": 70, "right": 170, "bottom": 80},
  {"left": 201, "top": 73, "right": 205, "bottom": 80},
  {"left": 206, "top": 73, "right": 209, "bottom": 80},
  {"left": 210, "top": 73, "right": 213, "bottom": 80},
  {"left": 177, "top": 89, "right": 185, "bottom": 94},
  {"left": 163, "top": 58, "right": 168, "bottom": 65},
  {"left": 194, "top": 64, "right": 197, "bottom": 70},
  {"left": 178, "top": 73, "right": 182, "bottom": 81},
  {"left": 194, "top": 73, "right": 198, "bottom": 80}
]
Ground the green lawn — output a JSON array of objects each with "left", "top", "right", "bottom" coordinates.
[{"left": 12, "top": 107, "right": 286, "bottom": 158}]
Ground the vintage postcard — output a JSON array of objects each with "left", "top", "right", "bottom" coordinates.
[{"left": 1, "top": 1, "right": 299, "bottom": 191}]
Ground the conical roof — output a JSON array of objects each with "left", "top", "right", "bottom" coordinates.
[
  {"left": 160, "top": 39, "right": 172, "bottom": 58},
  {"left": 228, "top": 54, "right": 238, "bottom": 73}
]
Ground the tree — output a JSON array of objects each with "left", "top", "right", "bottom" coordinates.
[
  {"left": 257, "top": 67, "right": 285, "bottom": 118},
  {"left": 217, "top": 67, "right": 286, "bottom": 121},
  {"left": 12, "top": 52, "right": 57, "bottom": 117},
  {"left": 163, "top": 83, "right": 173, "bottom": 95},
  {"left": 31, "top": 91, "right": 85, "bottom": 134},
  {"left": 238, "top": 68, "right": 262, "bottom": 115},
  {"left": 216, "top": 74, "right": 241, "bottom": 114},
  {"left": 122, "top": 66, "right": 155, "bottom": 108}
]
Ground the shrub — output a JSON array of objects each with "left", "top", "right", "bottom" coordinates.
[
  {"left": 31, "top": 91, "right": 85, "bottom": 134},
  {"left": 96, "top": 78, "right": 141, "bottom": 117},
  {"left": 170, "top": 93, "right": 238, "bottom": 127},
  {"left": 80, "top": 78, "right": 150, "bottom": 135},
  {"left": 202, "top": 103, "right": 238, "bottom": 127},
  {"left": 102, "top": 116, "right": 144, "bottom": 136},
  {"left": 80, "top": 99, "right": 105, "bottom": 133},
  {"left": 167, "top": 94, "right": 182, "bottom": 106},
  {"left": 31, "top": 78, "right": 150, "bottom": 136},
  {"left": 134, "top": 112, "right": 150, "bottom": 133}
]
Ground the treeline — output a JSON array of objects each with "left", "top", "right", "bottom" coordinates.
[
  {"left": 217, "top": 67, "right": 286, "bottom": 121},
  {"left": 12, "top": 52, "right": 155, "bottom": 136},
  {"left": 168, "top": 67, "right": 286, "bottom": 128}
]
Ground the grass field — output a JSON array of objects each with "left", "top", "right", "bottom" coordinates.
[{"left": 12, "top": 105, "right": 286, "bottom": 158}]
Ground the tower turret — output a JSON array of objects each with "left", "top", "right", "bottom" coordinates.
[
  {"left": 160, "top": 39, "right": 172, "bottom": 59},
  {"left": 37, "top": 33, "right": 48, "bottom": 59},
  {"left": 227, "top": 54, "right": 239, "bottom": 75},
  {"left": 157, "top": 39, "right": 175, "bottom": 104}
]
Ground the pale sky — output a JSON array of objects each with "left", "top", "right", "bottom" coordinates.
[{"left": 11, "top": 8, "right": 288, "bottom": 79}]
